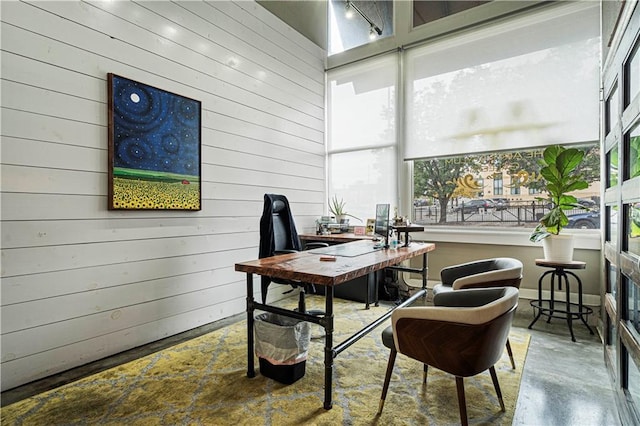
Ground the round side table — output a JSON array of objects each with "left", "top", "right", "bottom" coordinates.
[{"left": 527, "top": 259, "right": 594, "bottom": 342}]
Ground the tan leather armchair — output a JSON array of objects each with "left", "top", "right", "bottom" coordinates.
[
  {"left": 379, "top": 286, "right": 519, "bottom": 426},
  {"left": 432, "top": 257, "right": 523, "bottom": 369}
]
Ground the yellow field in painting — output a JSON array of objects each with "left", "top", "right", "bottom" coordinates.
[{"left": 112, "top": 177, "right": 200, "bottom": 210}]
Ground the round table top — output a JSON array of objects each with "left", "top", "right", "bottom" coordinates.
[{"left": 535, "top": 259, "right": 586, "bottom": 269}]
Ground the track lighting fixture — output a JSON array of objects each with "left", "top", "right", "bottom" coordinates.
[{"left": 345, "top": 1, "right": 383, "bottom": 39}]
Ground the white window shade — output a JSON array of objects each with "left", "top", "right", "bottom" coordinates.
[
  {"left": 404, "top": 3, "right": 600, "bottom": 160},
  {"left": 327, "top": 54, "right": 398, "bottom": 223},
  {"left": 328, "top": 54, "right": 397, "bottom": 152}
]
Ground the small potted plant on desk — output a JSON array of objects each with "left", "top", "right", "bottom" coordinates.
[
  {"left": 329, "top": 195, "right": 361, "bottom": 231},
  {"left": 529, "top": 145, "right": 589, "bottom": 262}
]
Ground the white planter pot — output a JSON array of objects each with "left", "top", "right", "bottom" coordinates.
[{"left": 542, "top": 234, "right": 575, "bottom": 263}]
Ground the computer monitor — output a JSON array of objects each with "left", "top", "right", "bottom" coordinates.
[{"left": 374, "top": 203, "right": 390, "bottom": 248}]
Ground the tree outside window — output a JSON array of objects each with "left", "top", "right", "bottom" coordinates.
[{"left": 412, "top": 143, "right": 600, "bottom": 227}]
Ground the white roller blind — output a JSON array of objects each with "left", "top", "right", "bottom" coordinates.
[
  {"left": 327, "top": 54, "right": 398, "bottom": 223},
  {"left": 404, "top": 2, "right": 600, "bottom": 160},
  {"left": 328, "top": 54, "right": 397, "bottom": 152}
]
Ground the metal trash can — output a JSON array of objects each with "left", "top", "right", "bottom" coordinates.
[{"left": 254, "top": 313, "right": 311, "bottom": 384}]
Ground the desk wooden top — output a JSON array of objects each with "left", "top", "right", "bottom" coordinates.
[
  {"left": 299, "top": 233, "right": 375, "bottom": 243},
  {"left": 235, "top": 240, "right": 435, "bottom": 286}
]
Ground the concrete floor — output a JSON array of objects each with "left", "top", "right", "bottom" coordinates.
[
  {"left": 512, "top": 311, "right": 621, "bottom": 425},
  {"left": 1, "top": 303, "right": 623, "bottom": 425}
]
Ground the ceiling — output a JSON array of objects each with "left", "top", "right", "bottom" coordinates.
[{"left": 257, "top": 1, "right": 329, "bottom": 50}]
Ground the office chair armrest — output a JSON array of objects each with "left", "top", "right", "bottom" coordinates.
[{"left": 303, "top": 242, "right": 329, "bottom": 250}]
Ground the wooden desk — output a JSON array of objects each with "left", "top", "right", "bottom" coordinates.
[
  {"left": 299, "top": 232, "right": 375, "bottom": 244},
  {"left": 300, "top": 233, "right": 379, "bottom": 305},
  {"left": 235, "top": 240, "right": 436, "bottom": 410}
]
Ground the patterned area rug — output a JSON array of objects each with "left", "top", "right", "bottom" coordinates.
[{"left": 2, "top": 296, "right": 529, "bottom": 425}]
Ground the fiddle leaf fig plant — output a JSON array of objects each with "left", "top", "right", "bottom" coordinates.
[
  {"left": 529, "top": 145, "right": 589, "bottom": 243},
  {"left": 329, "top": 195, "right": 361, "bottom": 221}
]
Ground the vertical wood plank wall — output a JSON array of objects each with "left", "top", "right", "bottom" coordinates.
[{"left": 0, "top": 0, "right": 326, "bottom": 391}]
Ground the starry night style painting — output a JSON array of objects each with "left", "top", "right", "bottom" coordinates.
[{"left": 108, "top": 74, "right": 201, "bottom": 210}]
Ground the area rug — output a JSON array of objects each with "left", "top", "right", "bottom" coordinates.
[{"left": 1, "top": 296, "right": 530, "bottom": 425}]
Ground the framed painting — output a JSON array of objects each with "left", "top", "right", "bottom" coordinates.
[{"left": 108, "top": 73, "right": 202, "bottom": 210}]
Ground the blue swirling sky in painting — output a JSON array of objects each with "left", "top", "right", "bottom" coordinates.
[{"left": 112, "top": 75, "right": 200, "bottom": 176}]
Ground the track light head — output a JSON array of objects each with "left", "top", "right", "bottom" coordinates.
[
  {"left": 345, "top": 1, "right": 354, "bottom": 19},
  {"left": 369, "top": 24, "right": 382, "bottom": 39}
]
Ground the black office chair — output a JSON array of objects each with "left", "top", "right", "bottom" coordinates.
[{"left": 259, "top": 194, "right": 328, "bottom": 314}]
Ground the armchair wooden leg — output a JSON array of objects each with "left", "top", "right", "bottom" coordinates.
[
  {"left": 423, "top": 364, "right": 428, "bottom": 384},
  {"left": 379, "top": 348, "right": 397, "bottom": 414},
  {"left": 455, "top": 376, "right": 468, "bottom": 426},
  {"left": 506, "top": 339, "right": 516, "bottom": 369},
  {"left": 489, "top": 366, "right": 506, "bottom": 411}
]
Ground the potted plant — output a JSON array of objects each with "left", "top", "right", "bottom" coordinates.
[
  {"left": 329, "top": 195, "right": 361, "bottom": 224},
  {"left": 529, "top": 145, "right": 589, "bottom": 262}
]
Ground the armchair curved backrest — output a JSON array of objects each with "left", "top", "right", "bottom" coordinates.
[
  {"left": 392, "top": 287, "right": 518, "bottom": 377},
  {"left": 432, "top": 257, "right": 523, "bottom": 370},
  {"left": 435, "top": 257, "right": 523, "bottom": 294},
  {"left": 379, "top": 287, "right": 519, "bottom": 425}
]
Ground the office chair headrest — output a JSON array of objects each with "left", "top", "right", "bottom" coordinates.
[{"left": 272, "top": 199, "right": 286, "bottom": 213}]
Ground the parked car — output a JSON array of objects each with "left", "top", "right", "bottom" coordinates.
[
  {"left": 577, "top": 198, "right": 598, "bottom": 209},
  {"left": 454, "top": 199, "right": 495, "bottom": 213},
  {"left": 491, "top": 198, "right": 510, "bottom": 211},
  {"left": 546, "top": 198, "right": 598, "bottom": 210},
  {"left": 566, "top": 211, "right": 600, "bottom": 229}
]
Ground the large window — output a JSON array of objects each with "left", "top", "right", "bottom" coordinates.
[
  {"left": 326, "top": 2, "right": 601, "bottom": 232},
  {"left": 327, "top": 55, "right": 397, "bottom": 225},
  {"left": 404, "top": 4, "right": 599, "bottom": 160},
  {"left": 413, "top": 1, "right": 489, "bottom": 28},
  {"left": 406, "top": 2, "right": 600, "bottom": 228}
]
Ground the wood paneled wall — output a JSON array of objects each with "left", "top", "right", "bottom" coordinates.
[{"left": 0, "top": 0, "right": 325, "bottom": 391}]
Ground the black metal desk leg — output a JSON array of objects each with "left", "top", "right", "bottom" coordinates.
[
  {"left": 421, "top": 253, "right": 428, "bottom": 291},
  {"left": 374, "top": 271, "right": 379, "bottom": 307},
  {"left": 323, "top": 287, "right": 335, "bottom": 410},
  {"left": 365, "top": 274, "right": 370, "bottom": 310},
  {"left": 246, "top": 273, "right": 255, "bottom": 378}
]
